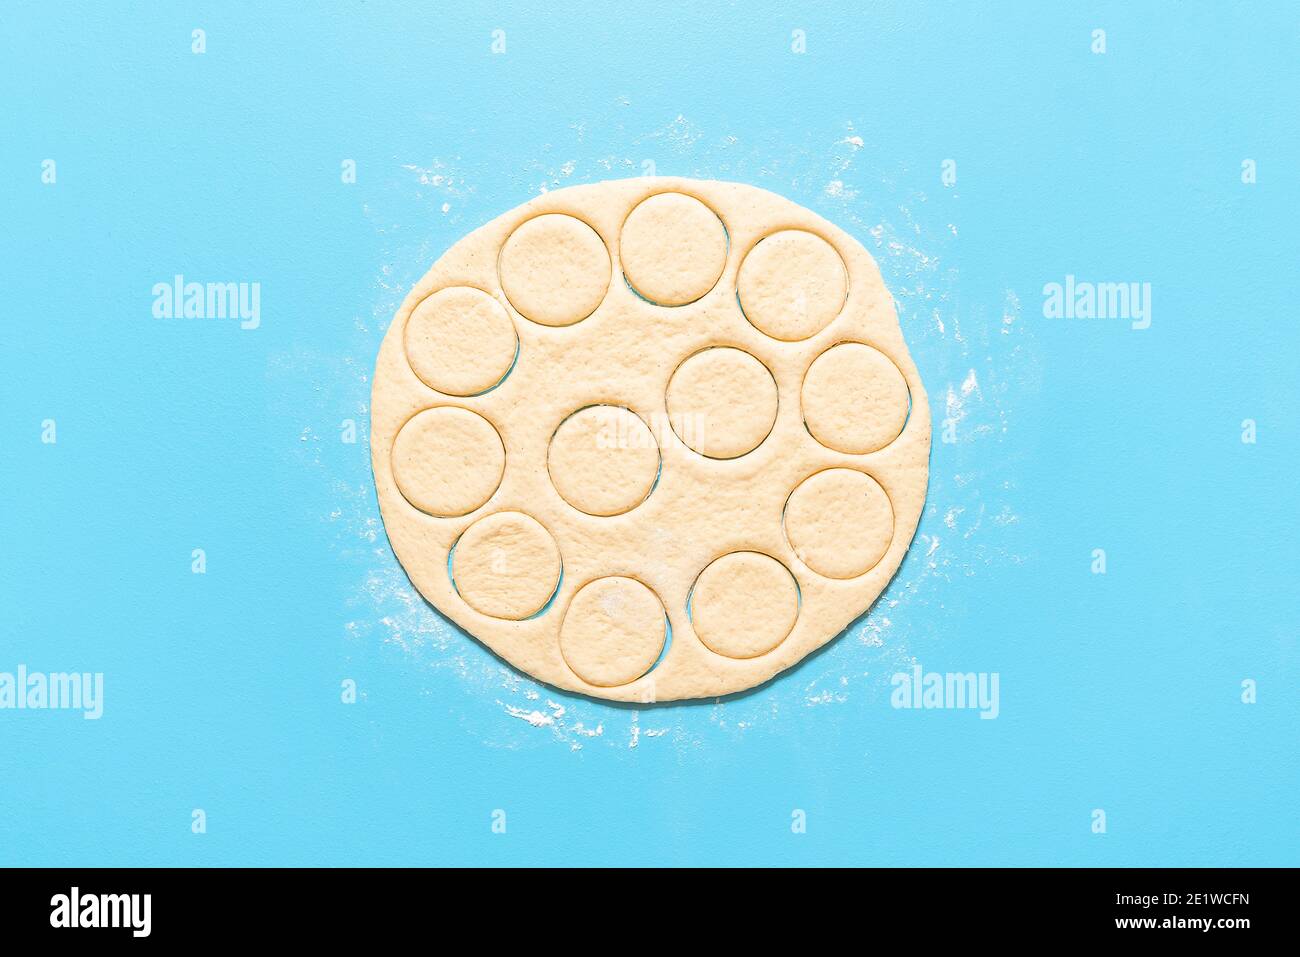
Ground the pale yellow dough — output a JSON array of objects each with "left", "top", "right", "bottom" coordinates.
[
  {"left": 451, "top": 511, "right": 561, "bottom": 620},
  {"left": 737, "top": 229, "right": 848, "bottom": 341},
  {"left": 498, "top": 213, "right": 609, "bottom": 326},
  {"left": 559, "top": 577, "right": 667, "bottom": 686},
  {"left": 691, "top": 551, "right": 800, "bottom": 659},
  {"left": 665, "top": 346, "right": 777, "bottom": 459},
  {"left": 802, "top": 342, "right": 910, "bottom": 454},
  {"left": 404, "top": 287, "right": 517, "bottom": 396},
  {"left": 619, "top": 192, "right": 727, "bottom": 306},
  {"left": 547, "top": 405, "right": 660, "bottom": 516},
  {"left": 784, "top": 468, "right": 894, "bottom": 579},
  {"left": 391, "top": 406, "right": 505, "bottom": 517},
  {"left": 371, "top": 179, "right": 930, "bottom": 702}
]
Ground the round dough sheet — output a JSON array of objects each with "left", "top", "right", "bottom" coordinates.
[{"left": 370, "top": 177, "right": 930, "bottom": 702}]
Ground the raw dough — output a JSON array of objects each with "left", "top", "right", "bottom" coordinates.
[
  {"left": 784, "top": 468, "right": 894, "bottom": 579},
  {"left": 665, "top": 346, "right": 778, "bottom": 459},
  {"left": 547, "top": 405, "right": 660, "bottom": 516},
  {"left": 737, "top": 229, "right": 847, "bottom": 341},
  {"left": 802, "top": 342, "right": 910, "bottom": 454},
  {"left": 620, "top": 192, "right": 727, "bottom": 306},
  {"left": 559, "top": 576, "right": 667, "bottom": 686},
  {"left": 371, "top": 178, "right": 930, "bottom": 702},
  {"left": 404, "top": 287, "right": 517, "bottom": 396},
  {"left": 451, "top": 511, "right": 561, "bottom": 620},
  {"left": 392, "top": 407, "right": 505, "bottom": 517},
  {"left": 691, "top": 551, "right": 800, "bottom": 659},
  {"left": 498, "top": 213, "right": 609, "bottom": 326}
]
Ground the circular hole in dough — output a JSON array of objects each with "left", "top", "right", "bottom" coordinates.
[
  {"left": 802, "top": 342, "right": 910, "bottom": 454},
  {"left": 450, "top": 511, "right": 562, "bottom": 620},
  {"left": 737, "top": 230, "right": 848, "bottom": 341},
  {"left": 559, "top": 576, "right": 667, "bottom": 686},
  {"left": 690, "top": 552, "right": 799, "bottom": 659},
  {"left": 783, "top": 469, "right": 894, "bottom": 579},
  {"left": 665, "top": 347, "right": 778, "bottom": 459},
  {"left": 391, "top": 407, "right": 505, "bottom": 517},
  {"left": 619, "top": 192, "right": 728, "bottom": 306},
  {"left": 498, "top": 213, "right": 611, "bottom": 327},
  {"left": 403, "top": 287, "right": 518, "bottom": 396},
  {"left": 547, "top": 405, "right": 660, "bottom": 516}
]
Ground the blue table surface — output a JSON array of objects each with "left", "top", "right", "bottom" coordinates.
[{"left": 2, "top": 2, "right": 1296, "bottom": 866}]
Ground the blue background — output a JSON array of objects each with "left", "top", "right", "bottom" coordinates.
[{"left": 2, "top": 2, "right": 1295, "bottom": 867}]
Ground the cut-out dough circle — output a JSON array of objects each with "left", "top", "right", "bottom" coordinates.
[
  {"left": 738, "top": 229, "right": 848, "bottom": 341},
  {"left": 499, "top": 213, "right": 610, "bottom": 326},
  {"left": 560, "top": 576, "right": 667, "bottom": 687},
  {"left": 691, "top": 552, "right": 800, "bottom": 659},
  {"left": 784, "top": 468, "right": 895, "bottom": 579},
  {"left": 665, "top": 347, "right": 777, "bottom": 459},
  {"left": 371, "top": 177, "right": 931, "bottom": 702},
  {"left": 451, "top": 511, "right": 562, "bottom": 620},
  {"left": 802, "top": 342, "right": 910, "bottom": 454},
  {"left": 620, "top": 192, "right": 727, "bottom": 306},
  {"left": 391, "top": 407, "right": 505, "bottom": 517},
  {"left": 404, "top": 287, "right": 517, "bottom": 396},
  {"left": 547, "top": 405, "right": 660, "bottom": 516}
]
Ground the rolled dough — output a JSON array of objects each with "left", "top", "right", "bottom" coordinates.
[{"left": 371, "top": 178, "right": 930, "bottom": 702}]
